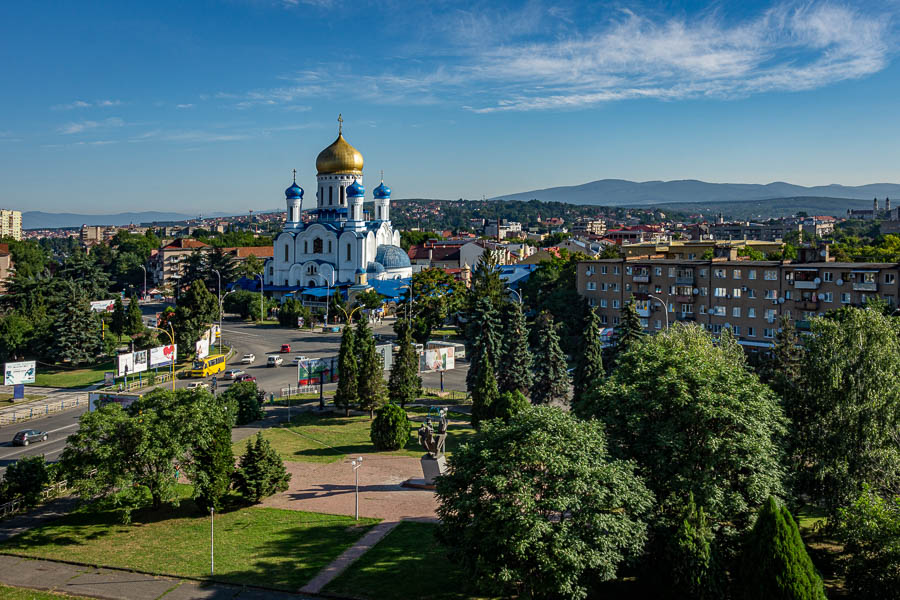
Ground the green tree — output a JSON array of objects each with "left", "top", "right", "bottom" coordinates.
[
  {"left": 614, "top": 299, "right": 644, "bottom": 355},
  {"left": 465, "top": 295, "right": 501, "bottom": 393},
  {"left": 355, "top": 316, "right": 386, "bottom": 418},
  {"left": 530, "top": 312, "right": 569, "bottom": 406},
  {"left": 5, "top": 239, "right": 48, "bottom": 278},
  {"left": 496, "top": 301, "right": 532, "bottom": 396},
  {"left": 579, "top": 325, "right": 786, "bottom": 541},
  {"left": 492, "top": 389, "right": 529, "bottom": 423},
  {"left": 0, "top": 312, "right": 32, "bottom": 363},
  {"left": 224, "top": 290, "right": 266, "bottom": 321},
  {"left": 110, "top": 296, "right": 127, "bottom": 341},
  {"left": 736, "top": 497, "right": 826, "bottom": 600},
  {"left": 765, "top": 315, "right": 803, "bottom": 401},
  {"left": 470, "top": 351, "right": 500, "bottom": 429},
  {"left": 221, "top": 381, "right": 265, "bottom": 425},
  {"left": 46, "top": 284, "right": 102, "bottom": 365},
  {"left": 793, "top": 308, "right": 900, "bottom": 512},
  {"left": 334, "top": 325, "right": 359, "bottom": 416},
  {"left": 237, "top": 253, "right": 265, "bottom": 280},
  {"left": 191, "top": 421, "right": 234, "bottom": 513},
  {"left": 277, "top": 297, "right": 312, "bottom": 328},
  {"left": 370, "top": 403, "right": 410, "bottom": 451},
  {"left": 572, "top": 306, "right": 604, "bottom": 409},
  {"left": 388, "top": 319, "right": 421, "bottom": 408},
  {"left": 436, "top": 407, "right": 653, "bottom": 600},
  {"left": 518, "top": 250, "right": 588, "bottom": 354},
  {"left": 405, "top": 268, "right": 463, "bottom": 344},
  {"left": 664, "top": 494, "right": 725, "bottom": 600},
  {"left": 126, "top": 295, "right": 144, "bottom": 336},
  {"left": 354, "top": 289, "right": 384, "bottom": 310},
  {"left": 599, "top": 244, "right": 621, "bottom": 259},
  {"left": 3, "top": 455, "right": 51, "bottom": 507},
  {"left": 173, "top": 280, "right": 218, "bottom": 355},
  {"left": 234, "top": 432, "right": 291, "bottom": 504}
]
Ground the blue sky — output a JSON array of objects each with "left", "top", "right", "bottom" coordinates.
[{"left": 1, "top": 0, "right": 899, "bottom": 215}]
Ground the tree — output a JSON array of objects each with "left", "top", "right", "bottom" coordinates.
[
  {"left": 518, "top": 250, "right": 588, "bottom": 354},
  {"left": 736, "top": 497, "right": 826, "bottom": 600},
  {"left": 172, "top": 280, "right": 218, "bottom": 355},
  {"left": 110, "top": 296, "right": 127, "bottom": 341},
  {"left": 764, "top": 314, "right": 803, "bottom": 401},
  {"left": 126, "top": 295, "right": 144, "bottom": 336},
  {"left": 530, "top": 312, "right": 569, "bottom": 406},
  {"left": 492, "top": 390, "right": 529, "bottom": 423},
  {"left": 224, "top": 290, "right": 267, "bottom": 321},
  {"left": 793, "top": 308, "right": 900, "bottom": 512},
  {"left": 578, "top": 325, "right": 786, "bottom": 542},
  {"left": 354, "top": 289, "right": 384, "bottom": 310},
  {"left": 234, "top": 432, "right": 291, "bottom": 504},
  {"left": 405, "top": 268, "right": 463, "bottom": 344},
  {"left": 496, "top": 301, "right": 533, "bottom": 396},
  {"left": 663, "top": 494, "right": 725, "bottom": 600},
  {"left": 0, "top": 312, "right": 32, "bottom": 363},
  {"left": 192, "top": 421, "right": 234, "bottom": 513},
  {"left": 221, "top": 381, "right": 265, "bottom": 425},
  {"left": 237, "top": 254, "right": 265, "bottom": 280},
  {"left": 3, "top": 455, "right": 51, "bottom": 507},
  {"left": 470, "top": 351, "right": 499, "bottom": 429},
  {"left": 599, "top": 244, "right": 621, "bottom": 259},
  {"left": 45, "top": 283, "right": 102, "bottom": 365},
  {"left": 277, "top": 297, "right": 312, "bottom": 328},
  {"left": 436, "top": 407, "right": 653, "bottom": 600},
  {"left": 355, "top": 317, "right": 386, "bottom": 417},
  {"left": 370, "top": 404, "right": 410, "bottom": 451},
  {"left": 465, "top": 295, "right": 501, "bottom": 393},
  {"left": 388, "top": 320, "right": 421, "bottom": 408},
  {"left": 614, "top": 299, "right": 644, "bottom": 355},
  {"left": 334, "top": 325, "right": 359, "bottom": 416},
  {"left": 572, "top": 306, "right": 604, "bottom": 409}
]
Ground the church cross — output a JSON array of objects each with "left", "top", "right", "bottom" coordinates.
[
  {"left": 380, "top": 169, "right": 384, "bottom": 183},
  {"left": 292, "top": 168, "right": 297, "bottom": 183},
  {"left": 337, "top": 113, "right": 343, "bottom": 134}
]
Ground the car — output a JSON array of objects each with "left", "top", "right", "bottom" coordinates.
[
  {"left": 292, "top": 355, "right": 309, "bottom": 365},
  {"left": 267, "top": 355, "right": 284, "bottom": 367},
  {"left": 13, "top": 430, "right": 48, "bottom": 446},
  {"left": 223, "top": 368, "right": 245, "bottom": 380},
  {"left": 241, "top": 353, "right": 256, "bottom": 364},
  {"left": 235, "top": 374, "right": 257, "bottom": 383},
  {"left": 280, "top": 344, "right": 291, "bottom": 353},
  {"left": 186, "top": 381, "right": 209, "bottom": 390}
]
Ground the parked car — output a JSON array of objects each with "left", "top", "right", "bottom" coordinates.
[
  {"left": 241, "top": 353, "right": 256, "bottom": 364},
  {"left": 280, "top": 344, "right": 291, "bottom": 353},
  {"left": 223, "top": 369, "right": 245, "bottom": 380},
  {"left": 235, "top": 374, "right": 257, "bottom": 383},
  {"left": 186, "top": 381, "right": 209, "bottom": 390},
  {"left": 267, "top": 355, "right": 284, "bottom": 367},
  {"left": 13, "top": 430, "right": 48, "bottom": 446}
]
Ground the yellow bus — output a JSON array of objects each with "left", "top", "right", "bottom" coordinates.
[{"left": 188, "top": 354, "right": 226, "bottom": 378}]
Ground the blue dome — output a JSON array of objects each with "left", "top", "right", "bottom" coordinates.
[
  {"left": 367, "top": 262, "right": 386, "bottom": 274},
  {"left": 285, "top": 182, "right": 304, "bottom": 199},
  {"left": 347, "top": 180, "right": 365, "bottom": 198},
  {"left": 373, "top": 182, "right": 391, "bottom": 199},
  {"left": 355, "top": 267, "right": 366, "bottom": 275},
  {"left": 374, "top": 244, "right": 411, "bottom": 269}
]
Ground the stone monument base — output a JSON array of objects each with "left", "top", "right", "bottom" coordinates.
[
  {"left": 401, "top": 478, "right": 435, "bottom": 490},
  {"left": 420, "top": 454, "right": 447, "bottom": 485}
]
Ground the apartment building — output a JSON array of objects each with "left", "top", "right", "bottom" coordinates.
[
  {"left": 577, "top": 257, "right": 899, "bottom": 348},
  {"left": 708, "top": 221, "right": 802, "bottom": 242},
  {"left": 0, "top": 244, "right": 13, "bottom": 292},
  {"left": 150, "top": 238, "right": 211, "bottom": 285},
  {"left": 620, "top": 240, "right": 782, "bottom": 260},
  {"left": 0, "top": 209, "right": 22, "bottom": 241},
  {"left": 571, "top": 219, "right": 607, "bottom": 236}
]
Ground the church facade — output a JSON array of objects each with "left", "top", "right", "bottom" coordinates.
[{"left": 264, "top": 121, "right": 412, "bottom": 296}]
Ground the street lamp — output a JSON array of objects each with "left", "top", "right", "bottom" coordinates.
[
  {"left": 510, "top": 289, "right": 523, "bottom": 304},
  {"left": 147, "top": 324, "right": 177, "bottom": 391},
  {"left": 254, "top": 273, "right": 264, "bottom": 322},
  {"left": 350, "top": 457, "right": 363, "bottom": 520},
  {"left": 399, "top": 284, "right": 414, "bottom": 321},
  {"left": 647, "top": 293, "right": 669, "bottom": 330},
  {"left": 219, "top": 289, "right": 237, "bottom": 354},
  {"left": 139, "top": 265, "right": 147, "bottom": 299}
]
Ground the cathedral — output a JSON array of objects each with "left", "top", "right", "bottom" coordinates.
[{"left": 264, "top": 118, "right": 412, "bottom": 298}]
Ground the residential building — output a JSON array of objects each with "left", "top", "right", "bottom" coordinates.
[
  {"left": 484, "top": 219, "right": 523, "bottom": 240},
  {"left": 620, "top": 239, "right": 782, "bottom": 260},
  {"left": 708, "top": 221, "right": 801, "bottom": 242},
  {"left": 0, "top": 243, "right": 13, "bottom": 292},
  {"left": 151, "top": 238, "right": 211, "bottom": 285},
  {"left": 571, "top": 219, "right": 607, "bottom": 236},
  {"left": 0, "top": 209, "right": 22, "bottom": 241}
]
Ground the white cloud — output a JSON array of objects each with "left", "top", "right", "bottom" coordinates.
[
  {"left": 58, "top": 117, "right": 125, "bottom": 135},
  {"left": 52, "top": 99, "right": 121, "bottom": 110},
  {"left": 176, "top": 103, "right": 195, "bottom": 109}
]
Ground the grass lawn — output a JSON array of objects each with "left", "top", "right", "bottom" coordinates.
[
  {"left": 0, "top": 585, "right": 93, "bottom": 599},
  {"left": 236, "top": 410, "right": 476, "bottom": 464},
  {"left": 33, "top": 361, "right": 114, "bottom": 389},
  {"left": 325, "top": 521, "right": 489, "bottom": 600},
  {"left": 0, "top": 487, "right": 378, "bottom": 591}
]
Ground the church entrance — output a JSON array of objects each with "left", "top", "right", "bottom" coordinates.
[{"left": 308, "top": 279, "right": 317, "bottom": 287}]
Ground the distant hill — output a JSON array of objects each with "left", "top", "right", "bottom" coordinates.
[
  {"left": 493, "top": 179, "right": 900, "bottom": 206},
  {"left": 23, "top": 210, "right": 233, "bottom": 230},
  {"left": 645, "top": 197, "right": 874, "bottom": 220}
]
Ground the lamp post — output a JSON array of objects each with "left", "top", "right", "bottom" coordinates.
[
  {"left": 255, "top": 273, "right": 264, "bottom": 322},
  {"left": 648, "top": 293, "right": 669, "bottom": 330},
  {"left": 350, "top": 457, "right": 363, "bottom": 520},
  {"left": 510, "top": 289, "right": 523, "bottom": 304},
  {"left": 210, "top": 507, "right": 214, "bottom": 575},
  {"left": 213, "top": 269, "right": 222, "bottom": 351},
  {"left": 399, "top": 284, "right": 414, "bottom": 321},
  {"left": 219, "top": 289, "right": 236, "bottom": 355},
  {"left": 139, "top": 265, "right": 147, "bottom": 299},
  {"left": 324, "top": 284, "right": 330, "bottom": 327},
  {"left": 148, "top": 324, "right": 177, "bottom": 391}
]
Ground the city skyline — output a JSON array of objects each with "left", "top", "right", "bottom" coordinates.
[{"left": 2, "top": 0, "right": 900, "bottom": 213}]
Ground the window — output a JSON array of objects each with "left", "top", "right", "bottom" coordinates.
[
  {"left": 346, "top": 244, "right": 352, "bottom": 261},
  {"left": 611, "top": 283, "right": 619, "bottom": 292},
  {"left": 612, "top": 300, "right": 620, "bottom": 309},
  {"left": 748, "top": 307, "right": 756, "bottom": 318},
  {"left": 732, "top": 306, "right": 741, "bottom": 317},
  {"left": 714, "top": 268, "right": 726, "bottom": 279},
  {"left": 640, "top": 318, "right": 649, "bottom": 328},
  {"left": 764, "top": 328, "right": 775, "bottom": 339},
  {"left": 668, "top": 303, "right": 675, "bottom": 313},
  {"left": 821, "top": 292, "right": 833, "bottom": 303},
  {"left": 765, "top": 308, "right": 777, "bottom": 321},
  {"left": 668, "top": 267, "right": 675, "bottom": 278},
  {"left": 714, "top": 288, "right": 727, "bottom": 297},
  {"left": 600, "top": 315, "right": 608, "bottom": 324},
  {"left": 600, "top": 298, "right": 607, "bottom": 308},
  {"left": 625, "top": 283, "right": 632, "bottom": 292},
  {"left": 613, "top": 266, "right": 621, "bottom": 275},
  {"left": 655, "top": 285, "right": 663, "bottom": 294},
  {"left": 700, "top": 287, "right": 708, "bottom": 296},
  {"left": 749, "top": 269, "right": 757, "bottom": 280},
  {"left": 626, "top": 266, "right": 633, "bottom": 275},
  {"left": 329, "top": 187, "right": 333, "bottom": 205},
  {"left": 328, "top": 240, "right": 332, "bottom": 253},
  {"left": 600, "top": 266, "right": 608, "bottom": 275},
  {"left": 699, "top": 269, "right": 708, "bottom": 277},
  {"left": 340, "top": 186, "right": 346, "bottom": 205},
  {"left": 304, "top": 240, "right": 308, "bottom": 253},
  {"left": 688, "top": 253, "right": 696, "bottom": 259},
  {"left": 748, "top": 289, "right": 756, "bottom": 298},
  {"left": 313, "top": 238, "right": 323, "bottom": 254},
  {"left": 613, "top": 317, "right": 620, "bottom": 325},
  {"left": 712, "top": 324, "right": 722, "bottom": 334},
  {"left": 681, "top": 304, "right": 693, "bottom": 314},
  {"left": 732, "top": 288, "right": 742, "bottom": 298},
  {"left": 733, "top": 325, "right": 741, "bottom": 335},
  {"left": 600, "top": 282, "right": 608, "bottom": 291},
  {"left": 699, "top": 305, "right": 706, "bottom": 314},
  {"left": 765, "top": 270, "right": 778, "bottom": 281},
  {"left": 284, "top": 245, "right": 289, "bottom": 262},
  {"left": 841, "top": 292, "right": 851, "bottom": 304},
  {"left": 588, "top": 297, "right": 596, "bottom": 306},
  {"left": 765, "top": 289, "right": 778, "bottom": 300},
  {"left": 585, "top": 266, "right": 595, "bottom": 276},
  {"left": 886, "top": 273, "right": 896, "bottom": 284},
  {"left": 713, "top": 306, "right": 726, "bottom": 316},
  {"left": 784, "top": 290, "right": 792, "bottom": 300},
  {"left": 733, "top": 269, "right": 741, "bottom": 279},
  {"left": 655, "top": 267, "right": 662, "bottom": 276},
  {"left": 586, "top": 282, "right": 596, "bottom": 291},
  {"left": 748, "top": 327, "right": 756, "bottom": 337},
  {"left": 306, "top": 264, "right": 317, "bottom": 275},
  {"left": 823, "top": 271, "right": 834, "bottom": 282},
  {"left": 655, "top": 320, "right": 662, "bottom": 329}
]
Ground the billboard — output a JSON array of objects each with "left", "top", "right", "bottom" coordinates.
[
  {"left": 89, "top": 392, "right": 142, "bottom": 412},
  {"left": 116, "top": 352, "right": 135, "bottom": 377},
  {"left": 4, "top": 361, "right": 36, "bottom": 385},
  {"left": 297, "top": 356, "right": 338, "bottom": 386},
  {"left": 419, "top": 347, "right": 455, "bottom": 373},
  {"left": 90, "top": 299, "right": 116, "bottom": 313},
  {"left": 132, "top": 350, "right": 148, "bottom": 374},
  {"left": 149, "top": 344, "right": 177, "bottom": 368},
  {"left": 195, "top": 337, "right": 210, "bottom": 360}
]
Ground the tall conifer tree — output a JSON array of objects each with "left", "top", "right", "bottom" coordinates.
[
  {"left": 471, "top": 350, "right": 500, "bottom": 429},
  {"left": 573, "top": 306, "right": 604, "bottom": 408},
  {"left": 334, "top": 325, "right": 358, "bottom": 416},
  {"left": 466, "top": 295, "right": 501, "bottom": 392},
  {"left": 614, "top": 298, "right": 644, "bottom": 354},
  {"left": 497, "top": 301, "right": 533, "bottom": 397},
  {"left": 531, "top": 312, "right": 569, "bottom": 406},
  {"left": 356, "top": 316, "right": 386, "bottom": 418},
  {"left": 388, "top": 319, "right": 421, "bottom": 408}
]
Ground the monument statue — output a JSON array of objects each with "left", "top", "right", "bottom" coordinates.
[{"left": 417, "top": 408, "right": 449, "bottom": 484}]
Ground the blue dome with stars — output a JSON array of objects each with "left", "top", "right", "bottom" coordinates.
[
  {"left": 285, "top": 182, "right": 303, "bottom": 199},
  {"left": 373, "top": 181, "right": 391, "bottom": 199},
  {"left": 347, "top": 180, "right": 365, "bottom": 198}
]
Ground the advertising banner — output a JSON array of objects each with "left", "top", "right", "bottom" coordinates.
[
  {"left": 149, "top": 344, "right": 177, "bottom": 368},
  {"left": 4, "top": 361, "right": 36, "bottom": 385},
  {"left": 90, "top": 299, "right": 116, "bottom": 313},
  {"left": 419, "top": 347, "right": 455, "bottom": 373},
  {"left": 132, "top": 350, "right": 148, "bottom": 374},
  {"left": 89, "top": 392, "right": 142, "bottom": 412},
  {"left": 195, "top": 337, "right": 210, "bottom": 360},
  {"left": 116, "top": 352, "right": 135, "bottom": 377}
]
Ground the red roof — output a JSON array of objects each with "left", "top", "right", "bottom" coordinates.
[
  {"left": 163, "top": 239, "right": 209, "bottom": 250},
  {"left": 221, "top": 246, "right": 274, "bottom": 258}
]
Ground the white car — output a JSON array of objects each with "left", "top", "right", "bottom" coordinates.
[
  {"left": 241, "top": 353, "right": 256, "bottom": 365},
  {"left": 267, "top": 355, "right": 284, "bottom": 367},
  {"left": 292, "top": 355, "right": 309, "bottom": 365},
  {"left": 186, "top": 381, "right": 209, "bottom": 390}
]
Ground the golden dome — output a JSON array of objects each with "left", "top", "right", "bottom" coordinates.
[{"left": 316, "top": 133, "right": 364, "bottom": 175}]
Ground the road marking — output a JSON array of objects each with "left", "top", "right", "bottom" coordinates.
[{"left": 221, "top": 329, "right": 261, "bottom": 337}]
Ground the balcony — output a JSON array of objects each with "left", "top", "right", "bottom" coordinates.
[
  {"left": 676, "top": 314, "right": 695, "bottom": 322},
  {"left": 676, "top": 276, "right": 695, "bottom": 285},
  {"left": 794, "top": 280, "right": 820, "bottom": 290},
  {"left": 852, "top": 282, "right": 878, "bottom": 292},
  {"left": 794, "top": 300, "right": 818, "bottom": 311},
  {"left": 675, "top": 295, "right": 693, "bottom": 303}
]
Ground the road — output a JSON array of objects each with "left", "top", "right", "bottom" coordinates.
[{"left": 0, "top": 408, "right": 84, "bottom": 476}]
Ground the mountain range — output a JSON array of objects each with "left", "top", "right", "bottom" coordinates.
[
  {"left": 22, "top": 211, "right": 232, "bottom": 230},
  {"left": 492, "top": 179, "right": 900, "bottom": 206}
]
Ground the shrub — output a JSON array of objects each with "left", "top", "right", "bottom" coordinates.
[
  {"left": 4, "top": 455, "right": 51, "bottom": 507},
  {"left": 736, "top": 497, "right": 826, "bottom": 600},
  {"left": 222, "top": 381, "right": 265, "bottom": 425},
  {"left": 370, "top": 404, "right": 410, "bottom": 451},
  {"left": 492, "top": 390, "right": 529, "bottom": 423},
  {"left": 233, "top": 432, "right": 291, "bottom": 504}
]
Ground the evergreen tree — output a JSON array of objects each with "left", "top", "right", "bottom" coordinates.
[
  {"left": 471, "top": 352, "right": 499, "bottom": 429},
  {"left": 192, "top": 422, "right": 234, "bottom": 513},
  {"left": 663, "top": 494, "right": 725, "bottom": 600},
  {"left": 110, "top": 296, "right": 126, "bottom": 341},
  {"left": 496, "top": 301, "right": 533, "bottom": 396},
  {"left": 356, "top": 316, "right": 386, "bottom": 418},
  {"left": 493, "top": 389, "right": 529, "bottom": 423},
  {"left": 614, "top": 298, "right": 644, "bottom": 354},
  {"left": 464, "top": 250, "right": 504, "bottom": 351},
  {"left": 465, "top": 295, "right": 501, "bottom": 392},
  {"left": 572, "top": 306, "right": 604, "bottom": 409},
  {"left": 233, "top": 432, "right": 291, "bottom": 504},
  {"left": 388, "top": 319, "right": 421, "bottom": 408},
  {"left": 370, "top": 403, "right": 410, "bottom": 451},
  {"left": 736, "top": 497, "right": 826, "bottom": 600},
  {"left": 47, "top": 284, "right": 102, "bottom": 365},
  {"left": 334, "top": 325, "right": 358, "bottom": 416},
  {"left": 768, "top": 314, "right": 802, "bottom": 400},
  {"left": 531, "top": 312, "right": 570, "bottom": 406},
  {"left": 126, "top": 295, "right": 144, "bottom": 336},
  {"left": 172, "top": 280, "right": 218, "bottom": 354}
]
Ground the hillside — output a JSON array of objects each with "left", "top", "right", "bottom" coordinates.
[
  {"left": 646, "top": 197, "right": 873, "bottom": 220},
  {"left": 23, "top": 210, "right": 233, "bottom": 230}
]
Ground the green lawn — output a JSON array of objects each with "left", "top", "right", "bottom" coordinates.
[
  {"left": 33, "top": 361, "right": 114, "bottom": 389},
  {"left": 0, "top": 487, "right": 378, "bottom": 591},
  {"left": 0, "top": 585, "right": 93, "bottom": 599},
  {"left": 325, "top": 521, "right": 489, "bottom": 600},
  {"left": 236, "top": 410, "right": 476, "bottom": 464}
]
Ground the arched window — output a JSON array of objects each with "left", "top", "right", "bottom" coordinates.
[
  {"left": 328, "top": 240, "right": 332, "bottom": 253},
  {"left": 346, "top": 244, "right": 351, "bottom": 262},
  {"left": 340, "top": 186, "right": 345, "bottom": 205},
  {"left": 329, "top": 187, "right": 333, "bottom": 205},
  {"left": 304, "top": 240, "right": 308, "bottom": 253},
  {"left": 313, "top": 238, "right": 323, "bottom": 254},
  {"left": 306, "top": 265, "right": 317, "bottom": 275},
  {"left": 284, "top": 245, "right": 289, "bottom": 262}
]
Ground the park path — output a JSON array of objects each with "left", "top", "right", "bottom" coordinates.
[{"left": 299, "top": 520, "right": 400, "bottom": 594}]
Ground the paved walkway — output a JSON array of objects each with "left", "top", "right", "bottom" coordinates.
[
  {"left": 299, "top": 520, "right": 400, "bottom": 594},
  {"left": 0, "top": 495, "right": 81, "bottom": 543},
  {"left": 0, "top": 555, "right": 317, "bottom": 599}
]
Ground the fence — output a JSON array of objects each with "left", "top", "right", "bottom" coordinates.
[
  {"left": 0, "top": 479, "right": 69, "bottom": 520},
  {"left": 101, "top": 371, "right": 172, "bottom": 393},
  {"left": 421, "top": 387, "right": 469, "bottom": 402},
  {"left": 0, "top": 397, "right": 85, "bottom": 426}
]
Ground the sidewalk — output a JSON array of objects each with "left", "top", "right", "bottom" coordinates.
[{"left": 0, "top": 555, "right": 317, "bottom": 600}]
